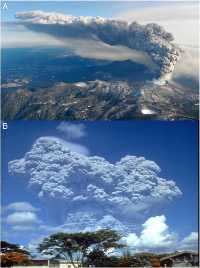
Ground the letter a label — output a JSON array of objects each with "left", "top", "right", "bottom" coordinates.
[{"left": 3, "top": 3, "right": 8, "bottom": 9}]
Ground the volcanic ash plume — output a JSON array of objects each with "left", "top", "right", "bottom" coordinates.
[
  {"left": 8, "top": 137, "right": 182, "bottom": 230},
  {"left": 15, "top": 11, "right": 183, "bottom": 78}
]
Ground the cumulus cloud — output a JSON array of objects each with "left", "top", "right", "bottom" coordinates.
[
  {"left": 8, "top": 137, "right": 181, "bottom": 231},
  {"left": 2, "top": 202, "right": 40, "bottom": 212},
  {"left": 56, "top": 122, "right": 87, "bottom": 139},
  {"left": 123, "top": 215, "right": 178, "bottom": 252},
  {"left": 122, "top": 215, "right": 198, "bottom": 252},
  {"left": 14, "top": 10, "right": 183, "bottom": 78},
  {"left": 3, "top": 212, "right": 42, "bottom": 225},
  {"left": 180, "top": 232, "right": 199, "bottom": 251}
]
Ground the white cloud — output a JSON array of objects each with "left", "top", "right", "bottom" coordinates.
[
  {"left": 123, "top": 215, "right": 178, "bottom": 251},
  {"left": 47, "top": 136, "right": 90, "bottom": 156},
  {"left": 123, "top": 215, "right": 198, "bottom": 252},
  {"left": 3, "top": 212, "right": 42, "bottom": 225},
  {"left": 12, "top": 225, "right": 36, "bottom": 231},
  {"left": 180, "top": 232, "right": 199, "bottom": 251},
  {"left": 56, "top": 122, "right": 87, "bottom": 139},
  {"left": 38, "top": 215, "right": 197, "bottom": 253},
  {"left": 3, "top": 202, "right": 40, "bottom": 212},
  {"left": 8, "top": 137, "right": 181, "bottom": 230}
]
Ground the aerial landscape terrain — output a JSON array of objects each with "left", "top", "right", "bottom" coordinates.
[
  {"left": 1, "top": 1, "right": 199, "bottom": 120},
  {"left": 2, "top": 47, "right": 198, "bottom": 120}
]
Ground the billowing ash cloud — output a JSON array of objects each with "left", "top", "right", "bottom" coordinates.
[
  {"left": 8, "top": 137, "right": 181, "bottom": 232},
  {"left": 15, "top": 11, "right": 182, "bottom": 77}
]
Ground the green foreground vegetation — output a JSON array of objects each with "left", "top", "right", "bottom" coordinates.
[{"left": 1, "top": 229, "right": 199, "bottom": 267}]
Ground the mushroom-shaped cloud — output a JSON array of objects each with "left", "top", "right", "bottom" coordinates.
[{"left": 8, "top": 137, "right": 182, "bottom": 232}]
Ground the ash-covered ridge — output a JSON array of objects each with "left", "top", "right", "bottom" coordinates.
[{"left": 2, "top": 79, "right": 198, "bottom": 120}]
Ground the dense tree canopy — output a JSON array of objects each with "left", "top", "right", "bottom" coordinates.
[{"left": 37, "top": 229, "right": 126, "bottom": 267}]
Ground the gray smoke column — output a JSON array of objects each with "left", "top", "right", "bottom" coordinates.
[
  {"left": 15, "top": 11, "right": 182, "bottom": 77},
  {"left": 8, "top": 137, "right": 182, "bottom": 232}
]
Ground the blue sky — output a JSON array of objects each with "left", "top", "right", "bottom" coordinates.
[
  {"left": 1, "top": 120, "right": 198, "bottom": 252},
  {"left": 1, "top": 1, "right": 169, "bottom": 22}
]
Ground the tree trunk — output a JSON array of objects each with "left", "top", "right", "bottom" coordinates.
[{"left": 67, "top": 251, "right": 77, "bottom": 268}]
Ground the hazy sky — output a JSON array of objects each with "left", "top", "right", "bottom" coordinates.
[{"left": 1, "top": 120, "right": 198, "bottom": 254}]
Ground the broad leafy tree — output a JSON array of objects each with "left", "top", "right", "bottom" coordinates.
[{"left": 37, "top": 229, "right": 126, "bottom": 267}]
